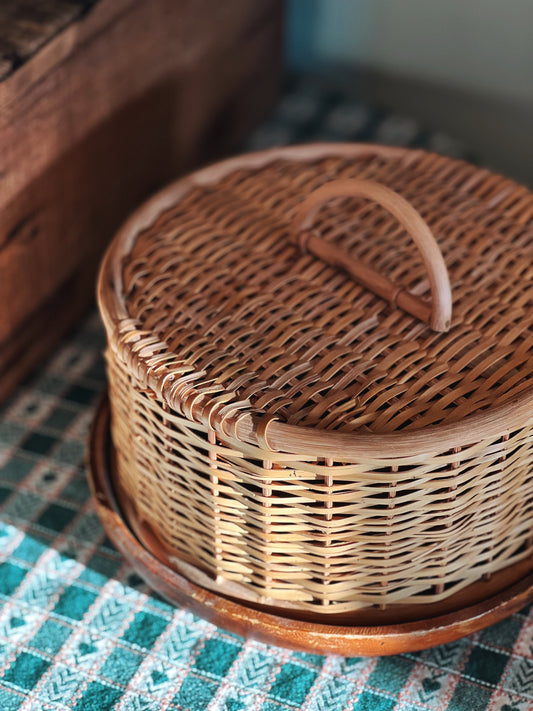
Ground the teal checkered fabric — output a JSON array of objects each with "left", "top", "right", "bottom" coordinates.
[{"left": 0, "top": 76, "right": 531, "bottom": 710}]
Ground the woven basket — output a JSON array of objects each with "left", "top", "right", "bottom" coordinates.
[{"left": 98, "top": 143, "right": 533, "bottom": 615}]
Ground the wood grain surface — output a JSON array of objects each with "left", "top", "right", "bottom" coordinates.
[
  {"left": 0, "top": 0, "right": 283, "bottom": 400},
  {"left": 0, "top": 1, "right": 100, "bottom": 81}
]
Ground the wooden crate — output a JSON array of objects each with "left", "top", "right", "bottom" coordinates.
[{"left": 0, "top": 0, "right": 283, "bottom": 400}]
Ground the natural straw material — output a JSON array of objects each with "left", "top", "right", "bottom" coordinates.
[{"left": 98, "top": 144, "right": 533, "bottom": 613}]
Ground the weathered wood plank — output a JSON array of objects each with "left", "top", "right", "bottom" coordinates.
[
  {"left": 0, "top": 0, "right": 283, "bottom": 399},
  {"left": 0, "top": 41, "right": 15, "bottom": 81},
  {"left": 0, "top": 1, "right": 100, "bottom": 79}
]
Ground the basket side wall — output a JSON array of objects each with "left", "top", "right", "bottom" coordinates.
[{"left": 106, "top": 348, "right": 533, "bottom": 613}]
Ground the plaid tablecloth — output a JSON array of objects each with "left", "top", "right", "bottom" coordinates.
[{"left": 0, "top": 76, "right": 532, "bottom": 711}]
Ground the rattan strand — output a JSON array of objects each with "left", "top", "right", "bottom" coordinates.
[{"left": 99, "top": 144, "right": 533, "bottom": 611}]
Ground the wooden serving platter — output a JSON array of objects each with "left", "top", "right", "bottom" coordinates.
[{"left": 88, "top": 394, "right": 533, "bottom": 656}]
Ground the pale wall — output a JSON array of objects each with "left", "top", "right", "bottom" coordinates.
[{"left": 287, "top": 0, "right": 533, "bottom": 105}]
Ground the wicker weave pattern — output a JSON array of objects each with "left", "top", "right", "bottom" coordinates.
[
  {"left": 108, "top": 352, "right": 533, "bottom": 611},
  {"left": 120, "top": 150, "right": 533, "bottom": 435},
  {"left": 100, "top": 145, "right": 533, "bottom": 611}
]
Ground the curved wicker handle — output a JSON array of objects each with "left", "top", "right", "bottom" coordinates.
[{"left": 291, "top": 179, "right": 452, "bottom": 332}]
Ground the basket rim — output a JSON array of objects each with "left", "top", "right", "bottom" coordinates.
[{"left": 97, "top": 142, "right": 533, "bottom": 459}]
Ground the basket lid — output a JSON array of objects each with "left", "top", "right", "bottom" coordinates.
[{"left": 99, "top": 144, "right": 533, "bottom": 457}]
